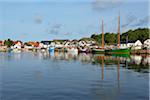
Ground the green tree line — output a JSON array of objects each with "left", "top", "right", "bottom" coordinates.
[{"left": 90, "top": 28, "right": 150, "bottom": 45}]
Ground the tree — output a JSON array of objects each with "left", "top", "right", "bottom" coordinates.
[
  {"left": 4, "top": 39, "right": 14, "bottom": 47},
  {"left": 91, "top": 28, "right": 150, "bottom": 44},
  {"left": 91, "top": 34, "right": 102, "bottom": 45},
  {"left": 104, "top": 33, "right": 117, "bottom": 45},
  {"left": 121, "top": 28, "right": 149, "bottom": 43}
]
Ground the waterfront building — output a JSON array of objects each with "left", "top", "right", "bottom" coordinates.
[
  {"left": 13, "top": 41, "right": 22, "bottom": 49},
  {"left": 0, "top": 41, "right": 4, "bottom": 46},
  {"left": 143, "top": 39, "right": 150, "bottom": 49},
  {"left": 132, "top": 40, "right": 142, "bottom": 50}
]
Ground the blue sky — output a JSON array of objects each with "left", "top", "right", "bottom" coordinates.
[{"left": 0, "top": 0, "right": 149, "bottom": 42}]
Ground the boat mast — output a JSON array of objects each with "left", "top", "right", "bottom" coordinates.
[
  {"left": 102, "top": 19, "right": 104, "bottom": 49},
  {"left": 117, "top": 14, "right": 120, "bottom": 48}
]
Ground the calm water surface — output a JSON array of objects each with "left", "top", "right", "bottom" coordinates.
[{"left": 0, "top": 52, "right": 149, "bottom": 100}]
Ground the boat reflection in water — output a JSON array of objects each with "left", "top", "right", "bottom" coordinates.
[
  {"left": 40, "top": 52, "right": 149, "bottom": 73},
  {"left": 1, "top": 52, "right": 149, "bottom": 100}
]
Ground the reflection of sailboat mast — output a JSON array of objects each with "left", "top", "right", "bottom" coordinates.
[
  {"left": 117, "top": 59, "right": 120, "bottom": 81},
  {"left": 101, "top": 56, "right": 104, "bottom": 80},
  {"left": 117, "top": 58, "right": 120, "bottom": 91}
]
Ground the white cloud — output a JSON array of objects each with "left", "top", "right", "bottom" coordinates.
[{"left": 92, "top": 0, "right": 121, "bottom": 11}]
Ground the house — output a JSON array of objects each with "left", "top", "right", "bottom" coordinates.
[
  {"left": 120, "top": 42, "right": 134, "bottom": 49},
  {"left": 143, "top": 39, "right": 150, "bottom": 49},
  {"left": 85, "top": 40, "right": 96, "bottom": 46},
  {"left": 55, "top": 42, "right": 63, "bottom": 48},
  {"left": 70, "top": 40, "right": 78, "bottom": 47},
  {"left": 24, "top": 42, "right": 34, "bottom": 50},
  {"left": 25, "top": 41, "right": 42, "bottom": 49},
  {"left": 0, "top": 41, "right": 4, "bottom": 46},
  {"left": 13, "top": 41, "right": 22, "bottom": 49},
  {"left": 78, "top": 40, "right": 87, "bottom": 47},
  {"left": 63, "top": 40, "right": 71, "bottom": 47},
  {"left": 41, "top": 41, "right": 51, "bottom": 48},
  {"left": 132, "top": 40, "right": 142, "bottom": 50}
]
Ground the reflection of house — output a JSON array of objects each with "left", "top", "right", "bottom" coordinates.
[
  {"left": 143, "top": 39, "right": 150, "bottom": 49},
  {"left": 143, "top": 56, "right": 150, "bottom": 65},
  {"left": 131, "top": 55, "right": 142, "bottom": 65}
]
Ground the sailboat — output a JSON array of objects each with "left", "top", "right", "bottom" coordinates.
[
  {"left": 92, "top": 19, "right": 105, "bottom": 53},
  {"left": 105, "top": 14, "right": 131, "bottom": 55}
]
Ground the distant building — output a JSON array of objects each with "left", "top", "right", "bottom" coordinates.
[
  {"left": 0, "top": 41, "right": 4, "bottom": 46},
  {"left": 13, "top": 41, "right": 23, "bottom": 49},
  {"left": 132, "top": 40, "right": 142, "bottom": 50},
  {"left": 120, "top": 41, "right": 134, "bottom": 49},
  {"left": 41, "top": 41, "right": 51, "bottom": 45},
  {"left": 143, "top": 39, "right": 150, "bottom": 49}
]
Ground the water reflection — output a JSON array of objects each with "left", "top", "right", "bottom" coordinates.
[
  {"left": 42, "top": 52, "right": 149, "bottom": 73},
  {"left": 1, "top": 52, "right": 149, "bottom": 100},
  {"left": 1, "top": 52, "right": 149, "bottom": 73}
]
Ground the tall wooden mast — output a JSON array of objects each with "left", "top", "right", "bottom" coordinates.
[
  {"left": 102, "top": 19, "right": 104, "bottom": 49},
  {"left": 117, "top": 14, "right": 120, "bottom": 48}
]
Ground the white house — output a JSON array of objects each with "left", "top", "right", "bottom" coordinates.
[
  {"left": 13, "top": 41, "right": 22, "bottom": 49},
  {"left": 120, "top": 43, "right": 134, "bottom": 49},
  {"left": 63, "top": 41, "right": 71, "bottom": 47},
  {"left": 78, "top": 40, "right": 86, "bottom": 47},
  {"left": 143, "top": 39, "right": 150, "bottom": 49},
  {"left": 55, "top": 42, "right": 63, "bottom": 48},
  {"left": 132, "top": 40, "right": 142, "bottom": 50},
  {"left": 50, "top": 42, "right": 56, "bottom": 47},
  {"left": 24, "top": 45, "right": 34, "bottom": 50}
]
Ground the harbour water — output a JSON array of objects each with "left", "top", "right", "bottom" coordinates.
[{"left": 0, "top": 52, "right": 149, "bottom": 100}]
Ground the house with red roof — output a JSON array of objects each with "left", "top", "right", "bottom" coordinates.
[
  {"left": 13, "top": 41, "right": 23, "bottom": 49},
  {"left": 0, "top": 41, "right": 4, "bottom": 46}
]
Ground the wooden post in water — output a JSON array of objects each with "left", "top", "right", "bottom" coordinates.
[
  {"left": 117, "top": 14, "right": 120, "bottom": 48},
  {"left": 101, "top": 19, "right": 104, "bottom": 49}
]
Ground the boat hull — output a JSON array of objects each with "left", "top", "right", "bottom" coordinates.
[
  {"left": 92, "top": 49, "right": 105, "bottom": 54},
  {"left": 105, "top": 48, "right": 131, "bottom": 55}
]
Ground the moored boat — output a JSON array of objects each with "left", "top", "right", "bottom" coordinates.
[
  {"left": 105, "top": 48, "right": 131, "bottom": 55},
  {"left": 92, "top": 48, "right": 105, "bottom": 54},
  {"left": 105, "top": 14, "right": 131, "bottom": 55}
]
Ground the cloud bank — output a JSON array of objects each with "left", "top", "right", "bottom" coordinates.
[{"left": 92, "top": 0, "right": 121, "bottom": 11}]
